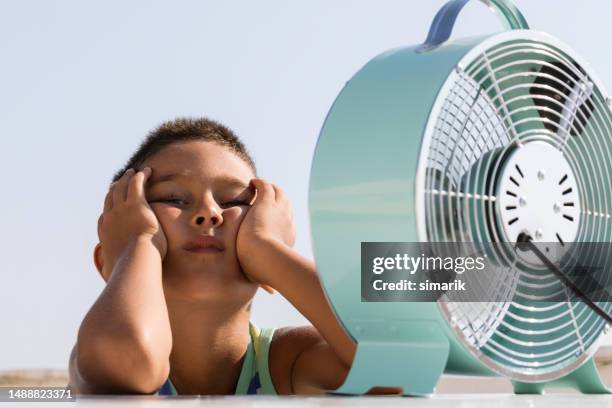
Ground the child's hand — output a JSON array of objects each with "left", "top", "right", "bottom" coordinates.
[
  {"left": 236, "top": 178, "right": 295, "bottom": 287},
  {"left": 97, "top": 168, "right": 167, "bottom": 274}
]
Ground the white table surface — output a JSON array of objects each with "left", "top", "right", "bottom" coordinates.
[{"left": 6, "top": 394, "right": 610, "bottom": 408}]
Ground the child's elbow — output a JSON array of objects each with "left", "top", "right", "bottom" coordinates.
[{"left": 72, "top": 332, "right": 169, "bottom": 394}]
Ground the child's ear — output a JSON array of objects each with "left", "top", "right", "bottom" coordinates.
[
  {"left": 93, "top": 243, "right": 109, "bottom": 282},
  {"left": 260, "top": 284, "right": 275, "bottom": 295}
]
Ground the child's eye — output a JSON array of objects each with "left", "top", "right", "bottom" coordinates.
[
  {"left": 166, "top": 198, "right": 187, "bottom": 206},
  {"left": 152, "top": 196, "right": 187, "bottom": 206},
  {"left": 220, "top": 200, "right": 250, "bottom": 209}
]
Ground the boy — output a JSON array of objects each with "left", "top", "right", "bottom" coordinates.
[{"left": 68, "top": 117, "right": 379, "bottom": 395}]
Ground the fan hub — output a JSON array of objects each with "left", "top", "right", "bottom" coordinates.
[{"left": 497, "top": 141, "right": 581, "bottom": 252}]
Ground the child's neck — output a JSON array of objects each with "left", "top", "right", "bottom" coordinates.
[{"left": 166, "top": 297, "right": 252, "bottom": 395}]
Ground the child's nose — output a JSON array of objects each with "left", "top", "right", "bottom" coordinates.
[
  {"left": 194, "top": 213, "right": 221, "bottom": 227},
  {"left": 192, "top": 201, "right": 222, "bottom": 228},
  {"left": 191, "top": 194, "right": 223, "bottom": 228}
]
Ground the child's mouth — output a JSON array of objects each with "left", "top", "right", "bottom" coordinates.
[
  {"left": 184, "top": 246, "right": 224, "bottom": 254},
  {"left": 183, "top": 235, "right": 225, "bottom": 253}
]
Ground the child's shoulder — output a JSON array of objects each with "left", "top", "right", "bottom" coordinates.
[
  {"left": 267, "top": 325, "right": 322, "bottom": 394},
  {"left": 269, "top": 325, "right": 324, "bottom": 361},
  {"left": 268, "top": 325, "right": 342, "bottom": 394}
]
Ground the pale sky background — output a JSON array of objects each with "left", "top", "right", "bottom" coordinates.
[{"left": 1, "top": 1, "right": 611, "bottom": 370}]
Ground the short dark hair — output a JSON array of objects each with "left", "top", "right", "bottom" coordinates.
[{"left": 112, "top": 117, "right": 256, "bottom": 183}]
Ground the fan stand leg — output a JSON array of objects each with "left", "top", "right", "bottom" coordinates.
[{"left": 512, "top": 358, "right": 610, "bottom": 394}]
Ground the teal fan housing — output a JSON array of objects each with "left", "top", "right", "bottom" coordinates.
[{"left": 309, "top": 0, "right": 611, "bottom": 395}]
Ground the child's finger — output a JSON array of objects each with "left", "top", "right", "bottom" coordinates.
[
  {"left": 248, "top": 186, "right": 258, "bottom": 206},
  {"left": 97, "top": 213, "right": 104, "bottom": 238},
  {"left": 127, "top": 167, "right": 151, "bottom": 203},
  {"left": 271, "top": 184, "right": 286, "bottom": 204},
  {"left": 250, "top": 178, "right": 276, "bottom": 203},
  {"left": 112, "top": 168, "right": 135, "bottom": 205},
  {"left": 103, "top": 185, "right": 115, "bottom": 212}
]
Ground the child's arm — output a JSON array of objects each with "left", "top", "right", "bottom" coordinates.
[
  {"left": 69, "top": 168, "right": 172, "bottom": 394},
  {"left": 237, "top": 179, "right": 357, "bottom": 391},
  {"left": 239, "top": 180, "right": 403, "bottom": 394},
  {"left": 246, "top": 238, "right": 356, "bottom": 367}
]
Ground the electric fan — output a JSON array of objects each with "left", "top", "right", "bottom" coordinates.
[{"left": 309, "top": 0, "right": 611, "bottom": 395}]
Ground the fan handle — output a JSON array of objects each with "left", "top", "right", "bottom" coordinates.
[{"left": 418, "top": 0, "right": 529, "bottom": 52}]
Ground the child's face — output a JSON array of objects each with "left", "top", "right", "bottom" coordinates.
[{"left": 140, "top": 140, "right": 257, "bottom": 304}]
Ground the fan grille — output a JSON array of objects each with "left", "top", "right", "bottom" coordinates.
[{"left": 422, "top": 37, "right": 612, "bottom": 379}]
